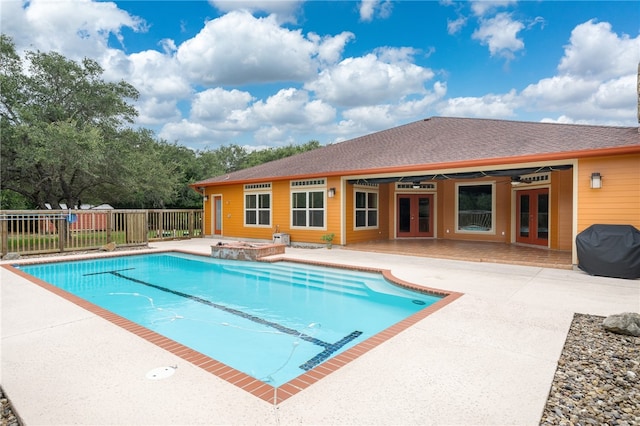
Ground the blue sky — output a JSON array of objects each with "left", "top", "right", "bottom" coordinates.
[{"left": 2, "top": 1, "right": 639, "bottom": 151}]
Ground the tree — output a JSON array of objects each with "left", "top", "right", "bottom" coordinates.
[
  {"left": 0, "top": 36, "right": 324, "bottom": 210},
  {"left": 242, "top": 140, "right": 321, "bottom": 169},
  {"left": 0, "top": 36, "right": 178, "bottom": 209}
]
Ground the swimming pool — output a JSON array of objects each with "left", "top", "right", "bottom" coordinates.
[{"left": 14, "top": 251, "right": 458, "bottom": 402}]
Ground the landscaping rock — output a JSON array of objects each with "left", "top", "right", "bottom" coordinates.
[
  {"left": 540, "top": 313, "right": 640, "bottom": 425},
  {"left": 603, "top": 312, "right": 640, "bottom": 337},
  {"left": 0, "top": 386, "right": 20, "bottom": 426}
]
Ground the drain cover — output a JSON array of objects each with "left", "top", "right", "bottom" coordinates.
[{"left": 146, "top": 366, "right": 176, "bottom": 380}]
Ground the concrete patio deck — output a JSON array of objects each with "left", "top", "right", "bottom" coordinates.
[{"left": 1, "top": 238, "right": 638, "bottom": 425}]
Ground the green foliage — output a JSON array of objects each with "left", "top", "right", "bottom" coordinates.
[
  {"left": 6, "top": 231, "right": 128, "bottom": 253},
  {"left": 0, "top": 35, "right": 323, "bottom": 209},
  {"left": 242, "top": 140, "right": 321, "bottom": 168},
  {"left": 0, "top": 35, "right": 143, "bottom": 208},
  {"left": 0, "top": 190, "right": 33, "bottom": 209},
  {"left": 321, "top": 233, "right": 335, "bottom": 243}
]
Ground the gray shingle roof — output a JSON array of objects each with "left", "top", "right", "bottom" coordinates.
[{"left": 194, "top": 117, "right": 640, "bottom": 186}]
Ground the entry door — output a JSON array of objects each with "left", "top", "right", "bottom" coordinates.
[
  {"left": 516, "top": 189, "right": 549, "bottom": 246},
  {"left": 397, "top": 194, "right": 434, "bottom": 237},
  {"left": 213, "top": 196, "right": 222, "bottom": 235}
]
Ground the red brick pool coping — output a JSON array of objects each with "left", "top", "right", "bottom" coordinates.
[{"left": 3, "top": 249, "right": 463, "bottom": 405}]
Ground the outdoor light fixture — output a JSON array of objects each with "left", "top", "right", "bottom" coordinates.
[
  {"left": 412, "top": 182, "right": 421, "bottom": 189},
  {"left": 590, "top": 172, "right": 602, "bottom": 189},
  {"left": 328, "top": 187, "right": 336, "bottom": 198},
  {"left": 203, "top": 195, "right": 209, "bottom": 202}
]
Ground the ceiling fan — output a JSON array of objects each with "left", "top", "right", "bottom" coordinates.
[{"left": 510, "top": 176, "right": 534, "bottom": 186}]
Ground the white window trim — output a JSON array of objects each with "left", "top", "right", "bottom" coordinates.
[
  {"left": 455, "top": 181, "right": 496, "bottom": 234},
  {"left": 353, "top": 186, "right": 379, "bottom": 230},
  {"left": 244, "top": 183, "right": 272, "bottom": 228},
  {"left": 290, "top": 184, "right": 327, "bottom": 230}
]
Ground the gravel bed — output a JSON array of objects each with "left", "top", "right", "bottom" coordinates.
[
  {"left": 540, "top": 313, "right": 639, "bottom": 425},
  {"left": 0, "top": 387, "right": 20, "bottom": 426}
]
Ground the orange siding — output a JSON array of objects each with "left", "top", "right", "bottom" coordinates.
[
  {"left": 577, "top": 154, "right": 640, "bottom": 232},
  {"left": 205, "top": 178, "right": 344, "bottom": 245},
  {"left": 550, "top": 169, "right": 573, "bottom": 250},
  {"left": 202, "top": 188, "right": 213, "bottom": 236},
  {"left": 201, "top": 156, "right": 639, "bottom": 249},
  {"left": 344, "top": 183, "right": 390, "bottom": 244},
  {"left": 325, "top": 177, "right": 342, "bottom": 244},
  {"left": 270, "top": 180, "right": 292, "bottom": 236},
  {"left": 215, "top": 184, "right": 246, "bottom": 237}
]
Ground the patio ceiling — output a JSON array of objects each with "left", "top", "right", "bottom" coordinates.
[{"left": 347, "top": 164, "right": 573, "bottom": 185}]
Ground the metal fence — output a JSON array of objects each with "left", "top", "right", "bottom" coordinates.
[{"left": 0, "top": 209, "right": 203, "bottom": 257}]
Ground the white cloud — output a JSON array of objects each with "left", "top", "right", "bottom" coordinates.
[
  {"left": 159, "top": 119, "right": 242, "bottom": 148},
  {"left": 558, "top": 20, "right": 640, "bottom": 81},
  {"left": 470, "top": 0, "right": 516, "bottom": 17},
  {"left": 359, "top": 0, "right": 376, "bottom": 22},
  {"left": 126, "top": 50, "right": 191, "bottom": 98},
  {"left": 209, "top": 0, "right": 304, "bottom": 24},
  {"left": 1, "top": 0, "right": 146, "bottom": 59},
  {"left": 160, "top": 120, "right": 212, "bottom": 141},
  {"left": 303, "top": 100, "right": 337, "bottom": 126},
  {"left": 176, "top": 10, "right": 331, "bottom": 85},
  {"left": 472, "top": 12, "right": 524, "bottom": 60},
  {"left": 253, "top": 126, "right": 290, "bottom": 145},
  {"left": 252, "top": 88, "right": 313, "bottom": 125},
  {"left": 521, "top": 75, "right": 600, "bottom": 107},
  {"left": 252, "top": 88, "right": 336, "bottom": 127},
  {"left": 358, "top": 0, "right": 393, "bottom": 22},
  {"left": 191, "top": 88, "right": 254, "bottom": 123},
  {"left": 329, "top": 81, "right": 447, "bottom": 141},
  {"left": 375, "top": 46, "right": 419, "bottom": 63},
  {"left": 160, "top": 87, "right": 337, "bottom": 147},
  {"left": 308, "top": 32, "right": 356, "bottom": 65},
  {"left": 333, "top": 114, "right": 400, "bottom": 142},
  {"left": 539, "top": 115, "right": 591, "bottom": 125},
  {"left": 100, "top": 48, "right": 192, "bottom": 126},
  {"left": 3, "top": 0, "right": 637, "bottom": 150},
  {"left": 592, "top": 74, "right": 637, "bottom": 111},
  {"left": 518, "top": 20, "right": 640, "bottom": 125},
  {"left": 447, "top": 17, "right": 467, "bottom": 35},
  {"left": 305, "top": 51, "right": 434, "bottom": 107},
  {"left": 438, "top": 90, "right": 518, "bottom": 118},
  {"left": 136, "top": 98, "right": 182, "bottom": 125}
]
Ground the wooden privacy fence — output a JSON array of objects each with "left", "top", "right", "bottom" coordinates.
[{"left": 0, "top": 209, "right": 203, "bottom": 257}]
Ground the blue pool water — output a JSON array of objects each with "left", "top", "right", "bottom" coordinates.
[{"left": 19, "top": 252, "right": 441, "bottom": 386}]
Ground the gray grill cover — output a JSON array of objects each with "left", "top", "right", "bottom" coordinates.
[{"left": 576, "top": 224, "right": 640, "bottom": 279}]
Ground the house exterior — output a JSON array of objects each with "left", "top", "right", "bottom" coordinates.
[{"left": 192, "top": 117, "right": 640, "bottom": 264}]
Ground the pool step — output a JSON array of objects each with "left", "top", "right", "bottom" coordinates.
[
  {"left": 220, "top": 265, "right": 371, "bottom": 297},
  {"left": 223, "top": 262, "right": 422, "bottom": 299}
]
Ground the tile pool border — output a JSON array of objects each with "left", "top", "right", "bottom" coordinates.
[{"left": 3, "top": 249, "right": 463, "bottom": 405}]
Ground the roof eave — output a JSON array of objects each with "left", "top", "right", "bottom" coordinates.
[{"left": 193, "top": 144, "right": 640, "bottom": 188}]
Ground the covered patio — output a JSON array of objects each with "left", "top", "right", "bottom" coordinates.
[{"left": 344, "top": 239, "right": 573, "bottom": 269}]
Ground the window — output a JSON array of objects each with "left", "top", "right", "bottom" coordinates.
[
  {"left": 456, "top": 183, "right": 494, "bottom": 232},
  {"left": 355, "top": 190, "right": 378, "bottom": 228},
  {"left": 292, "top": 190, "right": 325, "bottom": 228},
  {"left": 244, "top": 191, "right": 271, "bottom": 226}
]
